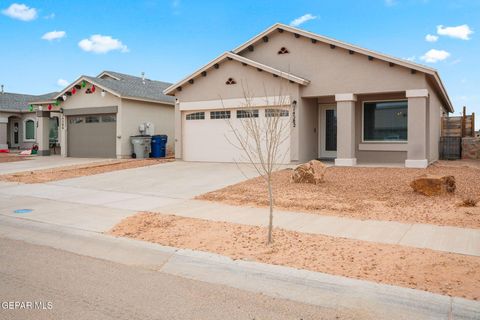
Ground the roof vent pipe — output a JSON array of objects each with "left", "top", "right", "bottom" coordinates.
[
  {"left": 1, "top": 85, "right": 3, "bottom": 94},
  {"left": 141, "top": 72, "right": 145, "bottom": 84}
]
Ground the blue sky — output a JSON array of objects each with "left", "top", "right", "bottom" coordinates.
[{"left": 0, "top": 0, "right": 479, "bottom": 125}]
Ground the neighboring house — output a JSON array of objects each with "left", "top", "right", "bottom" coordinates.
[
  {"left": 32, "top": 71, "right": 175, "bottom": 158},
  {"left": 164, "top": 23, "right": 453, "bottom": 168},
  {"left": 0, "top": 87, "right": 58, "bottom": 151}
]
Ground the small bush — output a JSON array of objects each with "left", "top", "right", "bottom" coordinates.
[{"left": 460, "top": 197, "right": 479, "bottom": 207}]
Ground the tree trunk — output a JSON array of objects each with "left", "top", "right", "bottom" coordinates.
[{"left": 267, "top": 177, "right": 274, "bottom": 244}]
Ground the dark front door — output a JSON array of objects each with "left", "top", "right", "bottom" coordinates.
[
  {"left": 13, "top": 122, "right": 19, "bottom": 145},
  {"left": 325, "top": 109, "right": 337, "bottom": 151}
]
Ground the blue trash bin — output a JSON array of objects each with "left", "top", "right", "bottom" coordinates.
[{"left": 151, "top": 135, "right": 168, "bottom": 158}]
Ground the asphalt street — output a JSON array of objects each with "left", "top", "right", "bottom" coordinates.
[{"left": 0, "top": 237, "right": 355, "bottom": 320}]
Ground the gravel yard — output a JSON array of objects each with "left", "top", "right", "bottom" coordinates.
[
  {"left": 0, "top": 153, "right": 31, "bottom": 163},
  {"left": 0, "top": 158, "right": 174, "bottom": 183},
  {"left": 109, "top": 212, "right": 480, "bottom": 301},
  {"left": 197, "top": 161, "right": 480, "bottom": 228}
]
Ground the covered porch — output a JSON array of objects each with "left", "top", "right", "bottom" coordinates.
[{"left": 298, "top": 89, "right": 433, "bottom": 168}]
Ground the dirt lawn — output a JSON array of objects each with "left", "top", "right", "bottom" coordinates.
[
  {"left": 0, "top": 158, "right": 174, "bottom": 183},
  {"left": 109, "top": 212, "right": 480, "bottom": 301},
  {"left": 197, "top": 161, "right": 480, "bottom": 229},
  {"left": 0, "top": 153, "right": 31, "bottom": 163}
]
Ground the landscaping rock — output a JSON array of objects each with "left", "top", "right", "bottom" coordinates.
[
  {"left": 410, "top": 174, "right": 456, "bottom": 196},
  {"left": 291, "top": 160, "right": 327, "bottom": 184}
]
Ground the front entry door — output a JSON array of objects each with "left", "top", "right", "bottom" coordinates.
[
  {"left": 12, "top": 121, "right": 20, "bottom": 147},
  {"left": 318, "top": 105, "right": 337, "bottom": 158}
]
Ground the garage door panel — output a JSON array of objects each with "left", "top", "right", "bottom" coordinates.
[
  {"left": 182, "top": 108, "right": 290, "bottom": 163},
  {"left": 67, "top": 114, "right": 116, "bottom": 158}
]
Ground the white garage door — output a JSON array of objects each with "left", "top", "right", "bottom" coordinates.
[{"left": 182, "top": 108, "right": 291, "bottom": 163}]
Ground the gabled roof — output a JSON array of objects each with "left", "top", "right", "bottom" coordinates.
[
  {"left": 163, "top": 52, "right": 310, "bottom": 95},
  {"left": 0, "top": 91, "right": 58, "bottom": 112},
  {"left": 233, "top": 23, "right": 453, "bottom": 112},
  {"left": 53, "top": 71, "right": 175, "bottom": 105}
]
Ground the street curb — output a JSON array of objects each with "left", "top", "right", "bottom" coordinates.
[{"left": 1, "top": 215, "right": 479, "bottom": 320}]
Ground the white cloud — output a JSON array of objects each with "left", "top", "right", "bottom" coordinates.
[
  {"left": 437, "top": 24, "right": 473, "bottom": 40},
  {"left": 42, "top": 30, "right": 66, "bottom": 41},
  {"left": 2, "top": 3, "right": 37, "bottom": 21},
  {"left": 420, "top": 49, "right": 450, "bottom": 63},
  {"left": 57, "top": 79, "right": 69, "bottom": 87},
  {"left": 290, "top": 14, "right": 317, "bottom": 27},
  {"left": 78, "top": 35, "right": 128, "bottom": 54},
  {"left": 425, "top": 34, "right": 438, "bottom": 42},
  {"left": 385, "top": 0, "right": 397, "bottom": 6}
]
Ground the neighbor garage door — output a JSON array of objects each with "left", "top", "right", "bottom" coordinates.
[
  {"left": 182, "top": 108, "right": 290, "bottom": 163},
  {"left": 67, "top": 114, "right": 116, "bottom": 158}
]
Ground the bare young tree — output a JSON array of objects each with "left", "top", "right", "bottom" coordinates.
[{"left": 222, "top": 81, "right": 292, "bottom": 244}]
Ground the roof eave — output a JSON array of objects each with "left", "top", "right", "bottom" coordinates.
[{"left": 53, "top": 76, "right": 122, "bottom": 100}]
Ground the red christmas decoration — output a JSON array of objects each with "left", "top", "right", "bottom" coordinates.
[
  {"left": 48, "top": 104, "right": 52, "bottom": 110},
  {"left": 91, "top": 85, "right": 96, "bottom": 92},
  {"left": 72, "top": 88, "right": 77, "bottom": 94}
]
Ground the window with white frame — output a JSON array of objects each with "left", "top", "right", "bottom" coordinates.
[
  {"left": 237, "top": 109, "right": 259, "bottom": 118},
  {"left": 363, "top": 100, "right": 408, "bottom": 141},
  {"left": 265, "top": 108, "right": 289, "bottom": 117},
  {"left": 24, "top": 119, "right": 35, "bottom": 141},
  {"left": 210, "top": 111, "right": 231, "bottom": 119},
  {"left": 186, "top": 112, "right": 205, "bottom": 120}
]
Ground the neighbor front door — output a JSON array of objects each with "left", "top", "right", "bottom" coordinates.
[{"left": 318, "top": 105, "right": 337, "bottom": 158}]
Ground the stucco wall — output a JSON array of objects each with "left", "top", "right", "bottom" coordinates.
[
  {"left": 120, "top": 99, "right": 175, "bottom": 157},
  {"left": 239, "top": 31, "right": 428, "bottom": 97},
  {"left": 426, "top": 80, "right": 445, "bottom": 162},
  {"left": 298, "top": 95, "right": 318, "bottom": 162},
  {"left": 1, "top": 111, "right": 36, "bottom": 149},
  {"left": 175, "top": 59, "right": 299, "bottom": 103}
]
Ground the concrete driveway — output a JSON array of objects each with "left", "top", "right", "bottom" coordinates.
[
  {"left": 49, "top": 161, "right": 259, "bottom": 199},
  {"left": 0, "top": 155, "right": 108, "bottom": 175},
  {"left": 0, "top": 161, "right": 259, "bottom": 231}
]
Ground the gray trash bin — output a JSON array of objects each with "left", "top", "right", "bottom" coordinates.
[{"left": 130, "top": 135, "right": 152, "bottom": 159}]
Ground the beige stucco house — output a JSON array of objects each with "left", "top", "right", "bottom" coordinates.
[
  {"left": 32, "top": 71, "right": 175, "bottom": 158},
  {"left": 165, "top": 23, "right": 453, "bottom": 168},
  {"left": 0, "top": 88, "right": 58, "bottom": 151}
]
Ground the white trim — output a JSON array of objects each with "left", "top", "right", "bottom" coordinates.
[
  {"left": 361, "top": 99, "right": 408, "bottom": 143},
  {"left": 52, "top": 76, "right": 122, "bottom": 101},
  {"left": 335, "top": 93, "right": 357, "bottom": 102},
  {"left": 406, "top": 89, "right": 429, "bottom": 98},
  {"left": 23, "top": 117, "right": 36, "bottom": 142},
  {"left": 163, "top": 52, "right": 310, "bottom": 95},
  {"left": 179, "top": 96, "right": 291, "bottom": 111},
  {"left": 405, "top": 159, "right": 428, "bottom": 168},
  {"left": 335, "top": 158, "right": 357, "bottom": 166},
  {"left": 97, "top": 71, "right": 122, "bottom": 80},
  {"left": 230, "top": 23, "right": 453, "bottom": 112},
  {"left": 359, "top": 143, "right": 407, "bottom": 151}
]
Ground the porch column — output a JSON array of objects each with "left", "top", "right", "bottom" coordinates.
[
  {"left": 36, "top": 110, "right": 51, "bottom": 156},
  {"left": 0, "top": 117, "right": 7, "bottom": 150},
  {"left": 334, "top": 93, "right": 357, "bottom": 166},
  {"left": 174, "top": 100, "right": 182, "bottom": 159},
  {"left": 405, "top": 89, "right": 428, "bottom": 168}
]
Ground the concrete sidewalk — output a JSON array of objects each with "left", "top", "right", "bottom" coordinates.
[
  {"left": 1, "top": 181, "right": 479, "bottom": 256},
  {"left": 1, "top": 215, "right": 478, "bottom": 320}
]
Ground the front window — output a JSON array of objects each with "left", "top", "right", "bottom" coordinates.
[
  {"left": 363, "top": 100, "right": 407, "bottom": 141},
  {"left": 210, "top": 111, "right": 231, "bottom": 119},
  {"left": 24, "top": 119, "right": 35, "bottom": 140},
  {"left": 237, "top": 109, "right": 259, "bottom": 118}
]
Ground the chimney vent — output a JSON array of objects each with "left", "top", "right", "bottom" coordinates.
[
  {"left": 141, "top": 72, "right": 145, "bottom": 84},
  {"left": 1, "top": 85, "right": 4, "bottom": 94}
]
